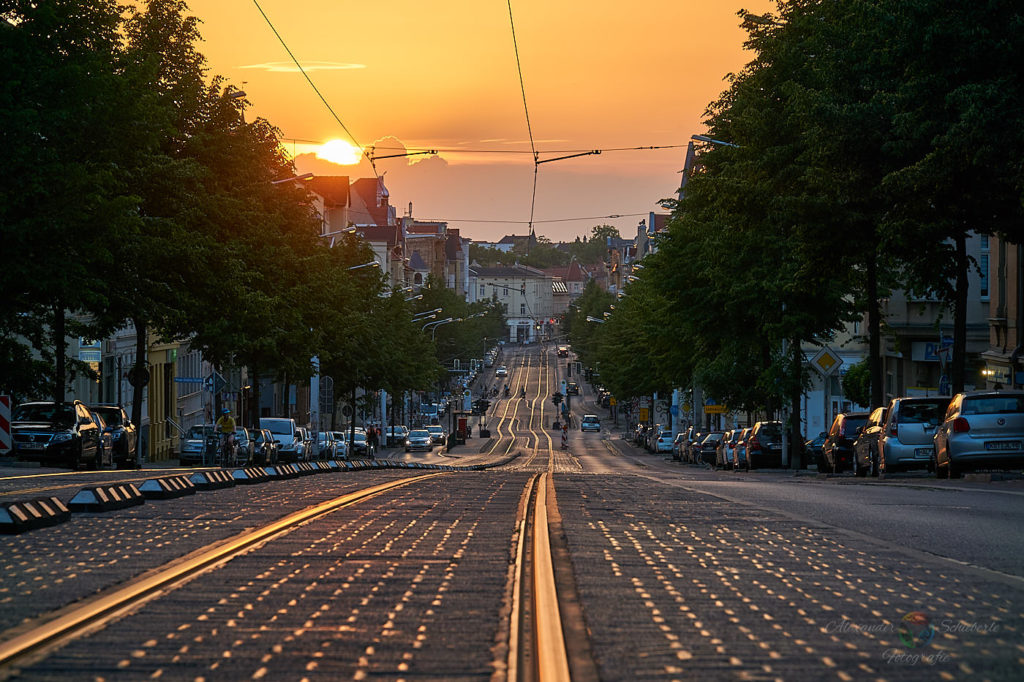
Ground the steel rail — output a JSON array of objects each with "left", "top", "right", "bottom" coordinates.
[
  {"left": 531, "top": 472, "right": 571, "bottom": 680},
  {"left": 507, "top": 472, "right": 539, "bottom": 682},
  {"left": 0, "top": 474, "right": 440, "bottom": 670}
]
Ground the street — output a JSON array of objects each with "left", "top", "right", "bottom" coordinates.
[{"left": 1, "top": 345, "right": 1022, "bottom": 681}]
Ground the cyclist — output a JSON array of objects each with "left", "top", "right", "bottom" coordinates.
[{"left": 215, "top": 408, "right": 236, "bottom": 465}]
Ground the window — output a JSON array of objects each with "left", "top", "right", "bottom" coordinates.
[
  {"left": 503, "top": 287, "right": 508, "bottom": 296},
  {"left": 520, "top": 303, "right": 526, "bottom": 315},
  {"left": 980, "top": 253, "right": 990, "bottom": 298},
  {"left": 479, "top": 285, "right": 485, "bottom": 298}
]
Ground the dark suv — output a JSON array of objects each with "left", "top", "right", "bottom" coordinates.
[
  {"left": 822, "top": 411, "right": 870, "bottom": 473},
  {"left": 89, "top": 404, "right": 138, "bottom": 468},
  {"left": 11, "top": 400, "right": 101, "bottom": 469}
]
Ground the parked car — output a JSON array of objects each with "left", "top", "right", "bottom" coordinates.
[
  {"left": 694, "top": 432, "right": 724, "bottom": 466},
  {"left": 89, "top": 409, "right": 114, "bottom": 469},
  {"left": 261, "top": 417, "right": 302, "bottom": 463},
  {"left": 933, "top": 390, "right": 1024, "bottom": 478},
  {"left": 89, "top": 404, "right": 137, "bottom": 468},
  {"left": 877, "top": 397, "right": 948, "bottom": 474},
  {"left": 852, "top": 407, "right": 887, "bottom": 477},
  {"left": 744, "top": 421, "right": 784, "bottom": 470},
  {"left": 316, "top": 431, "right": 337, "bottom": 459},
  {"left": 329, "top": 431, "right": 349, "bottom": 459},
  {"left": 426, "top": 424, "right": 447, "bottom": 444},
  {"left": 11, "top": 400, "right": 102, "bottom": 469},
  {"left": 716, "top": 428, "right": 744, "bottom": 469},
  {"left": 349, "top": 431, "right": 371, "bottom": 458},
  {"left": 804, "top": 432, "right": 827, "bottom": 464},
  {"left": 681, "top": 426, "right": 703, "bottom": 463},
  {"left": 581, "top": 414, "right": 601, "bottom": 432},
  {"left": 672, "top": 433, "right": 688, "bottom": 461},
  {"left": 295, "top": 427, "right": 314, "bottom": 461},
  {"left": 251, "top": 428, "right": 279, "bottom": 465},
  {"left": 405, "top": 429, "right": 434, "bottom": 452},
  {"left": 732, "top": 427, "right": 753, "bottom": 470},
  {"left": 822, "top": 412, "right": 870, "bottom": 473},
  {"left": 234, "top": 427, "right": 256, "bottom": 465},
  {"left": 654, "top": 429, "right": 674, "bottom": 454},
  {"left": 180, "top": 424, "right": 216, "bottom": 466}
]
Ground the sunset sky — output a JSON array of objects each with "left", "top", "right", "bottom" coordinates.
[{"left": 186, "top": 0, "right": 775, "bottom": 242}]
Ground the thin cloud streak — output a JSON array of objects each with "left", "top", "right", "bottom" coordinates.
[{"left": 240, "top": 61, "right": 366, "bottom": 73}]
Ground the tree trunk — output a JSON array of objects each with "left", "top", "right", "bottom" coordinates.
[
  {"left": 250, "top": 365, "right": 261, "bottom": 427},
  {"left": 130, "top": 318, "right": 146, "bottom": 431},
  {"left": 52, "top": 303, "right": 66, "bottom": 404},
  {"left": 789, "top": 336, "right": 803, "bottom": 468},
  {"left": 952, "top": 231, "right": 968, "bottom": 394},
  {"left": 867, "top": 251, "right": 883, "bottom": 409}
]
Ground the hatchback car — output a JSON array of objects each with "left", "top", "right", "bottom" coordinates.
[
  {"left": 405, "top": 429, "right": 434, "bottom": 452},
  {"left": 316, "top": 431, "right": 337, "bottom": 459},
  {"left": 695, "top": 432, "right": 724, "bottom": 466},
  {"left": 822, "top": 412, "right": 870, "bottom": 473},
  {"left": 717, "top": 428, "right": 744, "bottom": 469},
  {"left": 581, "top": 414, "right": 601, "bottom": 432},
  {"left": 732, "top": 427, "right": 752, "bottom": 470},
  {"left": 89, "top": 404, "right": 137, "bottom": 468},
  {"left": 745, "top": 421, "right": 784, "bottom": 470},
  {"left": 933, "top": 390, "right": 1024, "bottom": 478},
  {"left": 654, "top": 430, "right": 674, "bottom": 453},
  {"left": 877, "top": 397, "right": 948, "bottom": 473},
  {"left": 852, "top": 407, "right": 887, "bottom": 477},
  {"left": 330, "top": 432, "right": 349, "bottom": 459},
  {"left": 672, "top": 433, "right": 688, "bottom": 461},
  {"left": 251, "top": 428, "right": 279, "bottom": 465}
]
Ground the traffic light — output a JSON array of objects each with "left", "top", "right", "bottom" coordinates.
[{"left": 551, "top": 391, "right": 563, "bottom": 407}]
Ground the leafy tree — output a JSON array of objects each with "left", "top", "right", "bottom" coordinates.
[{"left": 842, "top": 359, "right": 871, "bottom": 408}]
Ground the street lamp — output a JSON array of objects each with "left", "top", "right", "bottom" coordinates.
[
  {"left": 691, "top": 134, "right": 741, "bottom": 148},
  {"left": 585, "top": 316, "right": 605, "bottom": 324},
  {"left": 413, "top": 308, "right": 443, "bottom": 321},
  {"left": 405, "top": 294, "right": 423, "bottom": 302},
  {"left": 271, "top": 172, "right": 314, "bottom": 185},
  {"left": 347, "top": 260, "right": 379, "bottom": 271},
  {"left": 423, "top": 317, "right": 454, "bottom": 332}
]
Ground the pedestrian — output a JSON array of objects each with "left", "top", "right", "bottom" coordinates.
[{"left": 367, "top": 426, "right": 378, "bottom": 457}]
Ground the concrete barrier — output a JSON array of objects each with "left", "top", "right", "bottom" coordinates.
[
  {"left": 0, "top": 496, "right": 71, "bottom": 533},
  {"left": 188, "top": 470, "right": 236, "bottom": 491},
  {"left": 68, "top": 484, "right": 145, "bottom": 512},
  {"left": 138, "top": 475, "right": 197, "bottom": 500},
  {"left": 231, "top": 467, "right": 272, "bottom": 485}
]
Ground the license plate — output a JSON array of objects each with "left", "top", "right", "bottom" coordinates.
[
  {"left": 914, "top": 448, "right": 933, "bottom": 457},
  {"left": 985, "top": 441, "right": 1021, "bottom": 451},
  {"left": 18, "top": 442, "right": 44, "bottom": 451}
]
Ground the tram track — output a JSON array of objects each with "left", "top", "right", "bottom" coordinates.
[{"left": 0, "top": 473, "right": 442, "bottom": 675}]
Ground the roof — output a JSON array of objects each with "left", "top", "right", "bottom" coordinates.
[
  {"left": 306, "top": 176, "right": 350, "bottom": 207},
  {"left": 543, "top": 261, "right": 587, "bottom": 282},
  {"left": 408, "top": 251, "right": 429, "bottom": 270},
  {"left": 353, "top": 224, "right": 401, "bottom": 247},
  {"left": 470, "top": 264, "right": 546, "bottom": 279},
  {"left": 349, "top": 177, "right": 392, "bottom": 226}
]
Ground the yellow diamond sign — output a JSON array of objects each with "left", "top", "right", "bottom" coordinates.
[{"left": 811, "top": 346, "right": 842, "bottom": 376}]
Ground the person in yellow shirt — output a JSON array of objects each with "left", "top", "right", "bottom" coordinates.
[{"left": 215, "top": 408, "right": 236, "bottom": 463}]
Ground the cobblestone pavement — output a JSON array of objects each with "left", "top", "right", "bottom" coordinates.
[
  {"left": 556, "top": 474, "right": 1024, "bottom": 681},
  {"left": 11, "top": 473, "right": 530, "bottom": 681}
]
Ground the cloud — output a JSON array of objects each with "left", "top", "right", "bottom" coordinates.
[{"left": 240, "top": 61, "right": 366, "bottom": 73}]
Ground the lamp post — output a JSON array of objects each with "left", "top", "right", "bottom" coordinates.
[
  {"left": 347, "top": 260, "right": 379, "bottom": 271},
  {"left": 271, "top": 172, "right": 313, "bottom": 185}
]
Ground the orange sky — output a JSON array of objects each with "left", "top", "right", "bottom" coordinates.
[{"left": 186, "top": 0, "right": 775, "bottom": 242}]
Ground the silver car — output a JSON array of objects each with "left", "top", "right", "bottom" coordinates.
[
  {"left": 933, "top": 391, "right": 1024, "bottom": 478},
  {"left": 878, "top": 397, "right": 948, "bottom": 473}
]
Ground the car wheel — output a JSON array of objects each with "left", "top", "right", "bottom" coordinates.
[{"left": 947, "top": 460, "right": 962, "bottom": 479}]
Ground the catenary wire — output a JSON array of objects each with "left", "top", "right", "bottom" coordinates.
[
  {"left": 506, "top": 0, "right": 539, "bottom": 240},
  {"left": 251, "top": 0, "right": 379, "bottom": 181}
]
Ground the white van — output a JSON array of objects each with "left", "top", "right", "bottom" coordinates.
[{"left": 260, "top": 417, "right": 302, "bottom": 462}]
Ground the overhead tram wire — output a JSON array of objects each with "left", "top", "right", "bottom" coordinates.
[
  {"left": 506, "top": 0, "right": 539, "bottom": 248},
  {"left": 251, "top": 0, "right": 379, "bottom": 181}
]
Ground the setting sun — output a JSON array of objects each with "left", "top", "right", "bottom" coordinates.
[{"left": 316, "top": 139, "right": 363, "bottom": 165}]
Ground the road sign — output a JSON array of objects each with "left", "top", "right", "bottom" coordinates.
[
  {"left": 670, "top": 404, "right": 679, "bottom": 416},
  {"left": 810, "top": 346, "right": 842, "bottom": 376},
  {"left": 0, "top": 395, "right": 11, "bottom": 455},
  {"left": 609, "top": 397, "right": 617, "bottom": 406},
  {"left": 174, "top": 377, "right": 204, "bottom": 384},
  {"left": 638, "top": 408, "right": 649, "bottom": 422},
  {"left": 704, "top": 404, "right": 727, "bottom": 414},
  {"left": 204, "top": 371, "right": 226, "bottom": 393}
]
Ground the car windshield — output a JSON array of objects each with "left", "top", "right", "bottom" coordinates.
[
  {"left": 13, "top": 404, "right": 75, "bottom": 423},
  {"left": 843, "top": 417, "right": 868, "bottom": 433},
  {"left": 961, "top": 395, "right": 1024, "bottom": 415},
  {"left": 262, "top": 420, "right": 293, "bottom": 435},
  {"left": 427, "top": 426, "right": 443, "bottom": 433},
  {"left": 758, "top": 423, "right": 782, "bottom": 439},
  {"left": 410, "top": 430, "right": 430, "bottom": 438},
  {"left": 899, "top": 401, "right": 947, "bottom": 423},
  {"left": 353, "top": 433, "right": 366, "bottom": 443},
  {"left": 703, "top": 433, "right": 723, "bottom": 443},
  {"left": 93, "top": 407, "right": 123, "bottom": 426},
  {"left": 187, "top": 425, "right": 214, "bottom": 439},
  {"left": 583, "top": 417, "right": 598, "bottom": 423}
]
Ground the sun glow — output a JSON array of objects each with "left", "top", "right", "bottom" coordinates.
[{"left": 316, "top": 139, "right": 364, "bottom": 165}]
